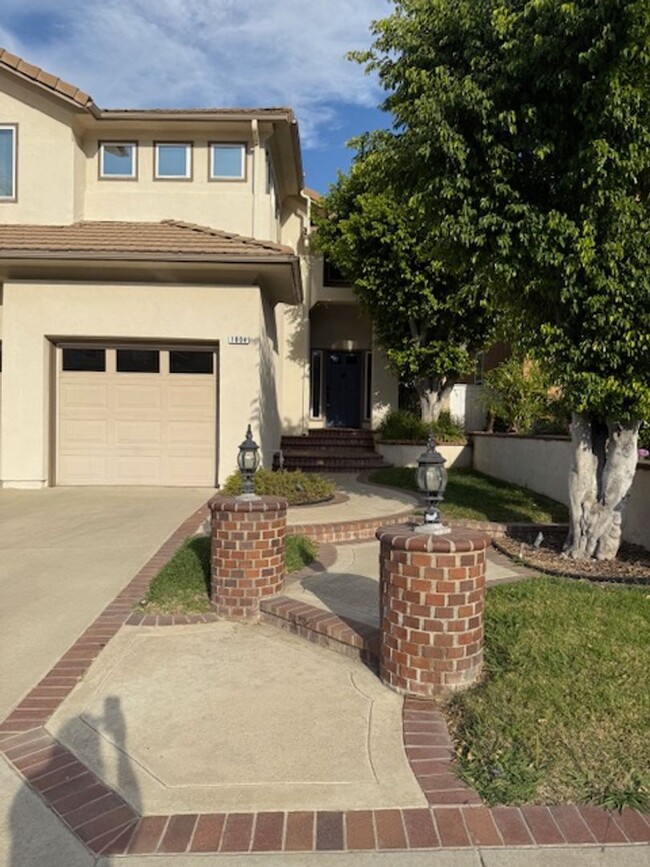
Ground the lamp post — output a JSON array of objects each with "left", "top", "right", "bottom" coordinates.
[
  {"left": 415, "top": 435, "right": 450, "bottom": 535},
  {"left": 237, "top": 424, "right": 260, "bottom": 498}
]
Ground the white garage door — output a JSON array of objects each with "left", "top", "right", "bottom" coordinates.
[{"left": 57, "top": 345, "right": 217, "bottom": 486}]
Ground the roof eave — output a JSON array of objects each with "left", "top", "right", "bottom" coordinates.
[{"left": 0, "top": 249, "right": 303, "bottom": 303}]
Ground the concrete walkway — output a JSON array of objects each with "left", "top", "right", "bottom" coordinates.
[
  {"left": 0, "top": 488, "right": 212, "bottom": 721},
  {"left": 1, "top": 479, "right": 647, "bottom": 866},
  {"left": 286, "top": 473, "right": 418, "bottom": 527}
]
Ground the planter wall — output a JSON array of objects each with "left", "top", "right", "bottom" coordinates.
[
  {"left": 376, "top": 442, "right": 473, "bottom": 469},
  {"left": 472, "top": 433, "right": 650, "bottom": 550}
]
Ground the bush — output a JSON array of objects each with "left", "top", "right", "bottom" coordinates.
[
  {"left": 376, "top": 409, "right": 466, "bottom": 444},
  {"left": 221, "top": 468, "right": 336, "bottom": 505},
  {"left": 482, "top": 357, "right": 564, "bottom": 434}
]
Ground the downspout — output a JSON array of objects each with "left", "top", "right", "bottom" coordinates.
[
  {"left": 251, "top": 118, "right": 260, "bottom": 238},
  {"left": 299, "top": 189, "right": 312, "bottom": 433}
]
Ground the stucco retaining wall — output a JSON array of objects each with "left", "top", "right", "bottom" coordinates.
[
  {"left": 376, "top": 442, "right": 473, "bottom": 469},
  {"left": 472, "top": 433, "right": 649, "bottom": 550}
]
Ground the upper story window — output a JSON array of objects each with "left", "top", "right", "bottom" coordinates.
[
  {"left": 0, "top": 125, "right": 17, "bottom": 200},
  {"left": 324, "top": 258, "right": 350, "bottom": 286},
  {"left": 155, "top": 142, "right": 191, "bottom": 180},
  {"left": 100, "top": 142, "right": 137, "bottom": 179},
  {"left": 210, "top": 143, "right": 245, "bottom": 180}
]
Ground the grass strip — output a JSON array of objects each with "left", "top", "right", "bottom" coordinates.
[
  {"left": 138, "top": 534, "right": 316, "bottom": 614},
  {"left": 369, "top": 467, "right": 568, "bottom": 524}
]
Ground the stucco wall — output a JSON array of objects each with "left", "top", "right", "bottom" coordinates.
[
  {"left": 472, "top": 433, "right": 649, "bottom": 549},
  {"left": 377, "top": 442, "right": 473, "bottom": 469},
  {"left": 371, "top": 344, "right": 399, "bottom": 429},
  {"left": 0, "top": 280, "right": 275, "bottom": 488},
  {"left": 0, "top": 73, "right": 79, "bottom": 224},
  {"left": 81, "top": 134, "right": 282, "bottom": 241}
]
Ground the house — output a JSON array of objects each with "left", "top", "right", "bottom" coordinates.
[{"left": 0, "top": 48, "right": 398, "bottom": 489}]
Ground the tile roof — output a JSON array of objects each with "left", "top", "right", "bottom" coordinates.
[
  {"left": 0, "top": 47, "right": 294, "bottom": 122},
  {"left": 0, "top": 48, "right": 94, "bottom": 109},
  {"left": 0, "top": 220, "right": 296, "bottom": 259}
]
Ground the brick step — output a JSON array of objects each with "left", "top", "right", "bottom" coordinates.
[
  {"left": 306, "top": 427, "right": 374, "bottom": 438},
  {"left": 260, "top": 596, "right": 379, "bottom": 665},
  {"left": 280, "top": 447, "right": 382, "bottom": 457},
  {"left": 279, "top": 455, "right": 389, "bottom": 471},
  {"left": 281, "top": 436, "right": 375, "bottom": 450}
]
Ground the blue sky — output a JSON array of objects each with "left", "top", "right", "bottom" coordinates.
[{"left": 0, "top": 0, "right": 393, "bottom": 194}]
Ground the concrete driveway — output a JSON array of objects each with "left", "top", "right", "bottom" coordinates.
[{"left": 0, "top": 487, "right": 212, "bottom": 721}]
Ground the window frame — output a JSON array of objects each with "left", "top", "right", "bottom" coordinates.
[
  {"left": 154, "top": 141, "right": 192, "bottom": 181},
  {"left": 99, "top": 141, "right": 138, "bottom": 180},
  {"left": 0, "top": 124, "right": 17, "bottom": 202},
  {"left": 310, "top": 349, "right": 324, "bottom": 420},
  {"left": 209, "top": 142, "right": 247, "bottom": 182}
]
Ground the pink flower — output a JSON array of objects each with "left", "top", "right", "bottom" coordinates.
[{"left": 639, "top": 448, "right": 650, "bottom": 460}]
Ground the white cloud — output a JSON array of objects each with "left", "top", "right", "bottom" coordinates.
[{"left": 0, "top": 0, "right": 389, "bottom": 147}]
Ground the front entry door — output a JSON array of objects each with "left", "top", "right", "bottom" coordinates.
[{"left": 325, "top": 351, "right": 362, "bottom": 428}]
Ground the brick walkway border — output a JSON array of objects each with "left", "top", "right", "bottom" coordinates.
[{"left": 1, "top": 502, "right": 649, "bottom": 857}]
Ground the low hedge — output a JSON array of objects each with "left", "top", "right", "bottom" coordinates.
[
  {"left": 221, "top": 468, "right": 336, "bottom": 505},
  {"left": 376, "top": 409, "right": 467, "bottom": 444}
]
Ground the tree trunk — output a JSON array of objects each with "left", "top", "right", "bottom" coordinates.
[
  {"left": 564, "top": 413, "right": 640, "bottom": 561},
  {"left": 416, "top": 377, "right": 455, "bottom": 423}
]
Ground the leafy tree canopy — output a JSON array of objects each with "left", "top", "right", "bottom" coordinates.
[
  {"left": 357, "top": 0, "right": 650, "bottom": 422},
  {"left": 315, "top": 126, "right": 494, "bottom": 419}
]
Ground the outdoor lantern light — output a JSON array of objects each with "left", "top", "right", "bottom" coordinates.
[
  {"left": 415, "top": 435, "right": 450, "bottom": 534},
  {"left": 237, "top": 424, "right": 260, "bottom": 496}
]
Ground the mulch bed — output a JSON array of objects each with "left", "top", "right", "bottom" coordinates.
[{"left": 496, "top": 526, "right": 650, "bottom": 584}]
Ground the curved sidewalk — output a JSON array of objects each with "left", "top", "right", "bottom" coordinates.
[{"left": 287, "top": 474, "right": 418, "bottom": 542}]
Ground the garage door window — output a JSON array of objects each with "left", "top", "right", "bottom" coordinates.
[
  {"left": 116, "top": 349, "right": 160, "bottom": 373},
  {"left": 169, "top": 350, "right": 213, "bottom": 374},
  {"left": 62, "top": 348, "right": 106, "bottom": 372}
]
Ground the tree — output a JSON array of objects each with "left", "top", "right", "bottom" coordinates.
[
  {"left": 315, "top": 132, "right": 494, "bottom": 422},
  {"left": 356, "top": 0, "right": 650, "bottom": 560}
]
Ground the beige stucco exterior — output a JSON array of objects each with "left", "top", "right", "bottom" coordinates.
[
  {"left": 0, "top": 72, "right": 82, "bottom": 224},
  {"left": 0, "top": 52, "right": 400, "bottom": 487},
  {"left": 0, "top": 280, "right": 276, "bottom": 487}
]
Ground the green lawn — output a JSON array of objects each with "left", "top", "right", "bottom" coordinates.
[
  {"left": 138, "top": 534, "right": 316, "bottom": 614},
  {"left": 369, "top": 467, "right": 568, "bottom": 524},
  {"left": 448, "top": 578, "right": 650, "bottom": 810}
]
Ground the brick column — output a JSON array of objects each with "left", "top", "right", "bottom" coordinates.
[
  {"left": 376, "top": 525, "right": 491, "bottom": 697},
  {"left": 209, "top": 495, "right": 287, "bottom": 620}
]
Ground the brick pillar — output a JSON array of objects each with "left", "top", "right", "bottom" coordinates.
[
  {"left": 376, "top": 525, "right": 491, "bottom": 697},
  {"left": 209, "top": 495, "right": 287, "bottom": 620}
]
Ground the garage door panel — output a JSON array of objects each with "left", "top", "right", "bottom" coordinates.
[
  {"left": 59, "top": 382, "right": 109, "bottom": 411},
  {"left": 113, "top": 456, "right": 161, "bottom": 484},
  {"left": 113, "top": 383, "right": 162, "bottom": 411},
  {"left": 167, "top": 420, "right": 214, "bottom": 447},
  {"left": 59, "top": 419, "right": 109, "bottom": 447},
  {"left": 165, "top": 455, "right": 216, "bottom": 487},
  {"left": 58, "top": 455, "right": 110, "bottom": 484},
  {"left": 58, "top": 347, "right": 217, "bottom": 486},
  {"left": 113, "top": 420, "right": 163, "bottom": 447}
]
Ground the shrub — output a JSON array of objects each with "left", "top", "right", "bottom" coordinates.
[
  {"left": 221, "top": 468, "right": 336, "bottom": 505},
  {"left": 482, "top": 357, "right": 561, "bottom": 434},
  {"left": 431, "top": 411, "right": 467, "bottom": 444},
  {"left": 376, "top": 409, "right": 466, "bottom": 444}
]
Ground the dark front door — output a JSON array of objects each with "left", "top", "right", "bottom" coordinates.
[{"left": 325, "top": 351, "right": 362, "bottom": 428}]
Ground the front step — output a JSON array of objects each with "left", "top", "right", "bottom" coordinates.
[{"left": 275, "top": 428, "right": 390, "bottom": 473}]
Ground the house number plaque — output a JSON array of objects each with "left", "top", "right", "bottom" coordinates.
[{"left": 228, "top": 336, "right": 250, "bottom": 345}]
